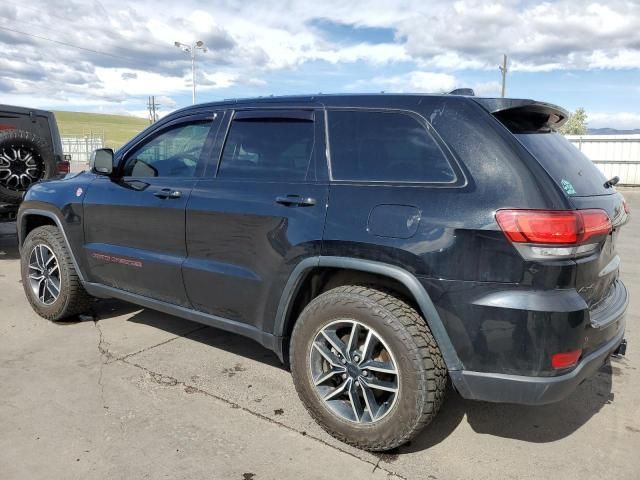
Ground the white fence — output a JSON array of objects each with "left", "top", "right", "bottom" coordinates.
[{"left": 566, "top": 135, "right": 640, "bottom": 185}]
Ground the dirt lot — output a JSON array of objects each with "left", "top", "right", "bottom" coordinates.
[{"left": 1, "top": 191, "right": 639, "bottom": 480}]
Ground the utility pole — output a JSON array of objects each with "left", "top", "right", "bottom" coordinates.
[
  {"left": 499, "top": 54, "right": 508, "bottom": 98},
  {"left": 147, "top": 96, "right": 153, "bottom": 124},
  {"left": 175, "top": 41, "right": 208, "bottom": 104},
  {"left": 146, "top": 96, "right": 161, "bottom": 123}
]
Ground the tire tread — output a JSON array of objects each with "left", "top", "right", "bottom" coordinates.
[
  {"left": 290, "top": 284, "right": 447, "bottom": 451},
  {"left": 21, "top": 225, "right": 93, "bottom": 320}
]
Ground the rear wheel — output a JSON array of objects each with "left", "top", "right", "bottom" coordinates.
[
  {"left": 290, "top": 285, "right": 447, "bottom": 451},
  {"left": 21, "top": 225, "right": 93, "bottom": 321},
  {"left": 0, "top": 129, "right": 56, "bottom": 204}
]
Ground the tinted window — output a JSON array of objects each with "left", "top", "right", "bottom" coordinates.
[
  {"left": 218, "top": 117, "right": 314, "bottom": 181},
  {"left": 124, "top": 122, "right": 211, "bottom": 177},
  {"left": 328, "top": 110, "right": 455, "bottom": 183},
  {"left": 516, "top": 133, "right": 609, "bottom": 196}
]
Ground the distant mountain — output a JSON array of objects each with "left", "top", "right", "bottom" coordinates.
[{"left": 587, "top": 128, "right": 640, "bottom": 135}]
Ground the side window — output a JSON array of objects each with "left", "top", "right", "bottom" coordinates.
[
  {"left": 123, "top": 122, "right": 211, "bottom": 177},
  {"left": 218, "top": 113, "right": 314, "bottom": 181},
  {"left": 328, "top": 110, "right": 455, "bottom": 183}
]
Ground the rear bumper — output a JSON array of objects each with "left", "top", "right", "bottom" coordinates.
[{"left": 450, "top": 318, "right": 626, "bottom": 406}]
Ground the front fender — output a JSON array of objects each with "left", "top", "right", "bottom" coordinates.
[{"left": 18, "top": 172, "right": 95, "bottom": 279}]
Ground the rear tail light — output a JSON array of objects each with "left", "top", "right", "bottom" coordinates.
[
  {"left": 495, "top": 209, "right": 611, "bottom": 259},
  {"left": 57, "top": 161, "right": 71, "bottom": 175},
  {"left": 551, "top": 349, "right": 582, "bottom": 369}
]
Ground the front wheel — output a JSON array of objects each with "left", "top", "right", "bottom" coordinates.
[
  {"left": 290, "top": 285, "right": 447, "bottom": 451},
  {"left": 21, "top": 225, "right": 93, "bottom": 321}
]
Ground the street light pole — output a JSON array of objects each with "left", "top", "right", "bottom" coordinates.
[
  {"left": 175, "top": 40, "right": 207, "bottom": 105},
  {"left": 190, "top": 47, "right": 196, "bottom": 104}
]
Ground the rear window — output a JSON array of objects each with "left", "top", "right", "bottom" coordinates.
[
  {"left": 328, "top": 110, "right": 455, "bottom": 183},
  {"left": 515, "top": 133, "right": 610, "bottom": 196}
]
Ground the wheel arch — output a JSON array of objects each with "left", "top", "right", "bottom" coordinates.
[
  {"left": 18, "top": 208, "right": 85, "bottom": 282},
  {"left": 273, "top": 256, "right": 463, "bottom": 371}
]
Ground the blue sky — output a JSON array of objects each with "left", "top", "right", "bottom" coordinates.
[{"left": 1, "top": 0, "right": 639, "bottom": 129}]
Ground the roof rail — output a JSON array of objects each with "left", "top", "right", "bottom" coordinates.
[{"left": 448, "top": 88, "right": 475, "bottom": 96}]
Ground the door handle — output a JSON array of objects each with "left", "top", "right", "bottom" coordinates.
[
  {"left": 275, "top": 195, "right": 316, "bottom": 207},
  {"left": 154, "top": 188, "right": 182, "bottom": 199}
]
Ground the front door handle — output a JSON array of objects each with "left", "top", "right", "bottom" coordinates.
[
  {"left": 275, "top": 195, "right": 316, "bottom": 207},
  {"left": 154, "top": 188, "right": 182, "bottom": 199}
]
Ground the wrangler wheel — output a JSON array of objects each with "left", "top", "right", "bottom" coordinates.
[{"left": 0, "top": 129, "right": 55, "bottom": 203}]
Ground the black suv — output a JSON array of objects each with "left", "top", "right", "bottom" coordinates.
[{"left": 17, "top": 94, "right": 629, "bottom": 451}]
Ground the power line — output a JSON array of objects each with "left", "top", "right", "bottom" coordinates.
[
  {"left": 3, "top": 0, "right": 178, "bottom": 57},
  {"left": 0, "top": 25, "right": 159, "bottom": 68}
]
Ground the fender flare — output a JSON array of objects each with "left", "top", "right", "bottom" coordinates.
[
  {"left": 18, "top": 208, "right": 86, "bottom": 283},
  {"left": 273, "top": 256, "right": 463, "bottom": 371}
]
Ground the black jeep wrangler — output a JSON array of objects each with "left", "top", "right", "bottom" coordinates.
[
  {"left": 0, "top": 104, "right": 69, "bottom": 221},
  {"left": 17, "top": 93, "right": 629, "bottom": 451}
]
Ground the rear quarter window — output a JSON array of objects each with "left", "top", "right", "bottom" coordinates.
[
  {"left": 515, "top": 133, "right": 610, "bottom": 196},
  {"left": 327, "top": 110, "right": 456, "bottom": 183}
]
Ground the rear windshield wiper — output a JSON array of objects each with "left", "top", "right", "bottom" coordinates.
[{"left": 604, "top": 176, "right": 620, "bottom": 188}]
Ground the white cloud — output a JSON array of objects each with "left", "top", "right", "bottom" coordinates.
[
  {"left": 399, "top": 0, "right": 640, "bottom": 71},
  {"left": 472, "top": 81, "right": 502, "bottom": 97},
  {"left": 346, "top": 71, "right": 458, "bottom": 93},
  {"left": 378, "top": 72, "right": 458, "bottom": 93},
  {"left": 0, "top": 0, "right": 638, "bottom": 112},
  {"left": 588, "top": 112, "right": 640, "bottom": 130}
]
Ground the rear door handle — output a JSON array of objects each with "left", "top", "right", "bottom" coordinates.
[
  {"left": 275, "top": 195, "right": 316, "bottom": 207},
  {"left": 154, "top": 188, "right": 182, "bottom": 199}
]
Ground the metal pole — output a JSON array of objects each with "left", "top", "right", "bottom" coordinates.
[
  {"left": 191, "top": 45, "right": 196, "bottom": 104},
  {"left": 500, "top": 54, "right": 508, "bottom": 98}
]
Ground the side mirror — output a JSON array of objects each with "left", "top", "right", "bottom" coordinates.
[{"left": 90, "top": 148, "right": 115, "bottom": 176}]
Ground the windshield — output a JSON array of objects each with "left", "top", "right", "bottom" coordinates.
[{"left": 515, "top": 132, "right": 611, "bottom": 197}]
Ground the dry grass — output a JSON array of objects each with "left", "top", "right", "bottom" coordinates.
[{"left": 54, "top": 111, "right": 150, "bottom": 149}]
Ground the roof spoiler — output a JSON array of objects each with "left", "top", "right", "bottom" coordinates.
[
  {"left": 448, "top": 88, "right": 475, "bottom": 96},
  {"left": 473, "top": 98, "right": 569, "bottom": 132}
]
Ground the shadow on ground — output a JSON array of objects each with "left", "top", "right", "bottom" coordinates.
[
  {"left": 93, "top": 298, "right": 283, "bottom": 369},
  {"left": 0, "top": 222, "right": 19, "bottom": 261},
  {"left": 397, "top": 359, "right": 616, "bottom": 455},
  {"left": 79, "top": 298, "right": 616, "bottom": 452}
]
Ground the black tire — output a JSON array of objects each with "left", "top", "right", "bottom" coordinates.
[
  {"left": 21, "top": 225, "right": 93, "bottom": 321},
  {"left": 0, "top": 129, "right": 56, "bottom": 204},
  {"left": 290, "top": 285, "right": 447, "bottom": 451}
]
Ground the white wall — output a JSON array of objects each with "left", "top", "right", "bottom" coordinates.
[{"left": 566, "top": 134, "right": 640, "bottom": 185}]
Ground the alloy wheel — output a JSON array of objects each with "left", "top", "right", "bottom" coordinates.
[
  {"left": 0, "top": 145, "right": 44, "bottom": 191},
  {"left": 28, "top": 244, "right": 61, "bottom": 305},
  {"left": 309, "top": 319, "right": 400, "bottom": 424}
]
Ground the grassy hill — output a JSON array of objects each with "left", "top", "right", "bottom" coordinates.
[{"left": 53, "top": 111, "right": 150, "bottom": 149}]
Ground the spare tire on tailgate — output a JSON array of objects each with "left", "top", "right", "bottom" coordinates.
[{"left": 0, "top": 129, "right": 56, "bottom": 204}]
